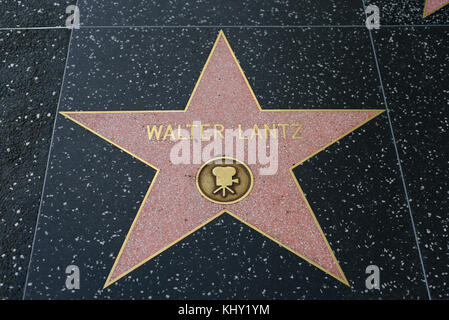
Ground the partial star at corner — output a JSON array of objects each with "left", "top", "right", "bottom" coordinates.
[{"left": 423, "top": 0, "right": 449, "bottom": 17}]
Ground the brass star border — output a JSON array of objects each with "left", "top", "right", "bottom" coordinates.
[{"left": 60, "top": 31, "right": 384, "bottom": 288}]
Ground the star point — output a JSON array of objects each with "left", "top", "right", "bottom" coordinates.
[{"left": 423, "top": 0, "right": 449, "bottom": 17}]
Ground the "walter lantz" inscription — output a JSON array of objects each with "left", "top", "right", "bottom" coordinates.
[{"left": 147, "top": 123, "right": 304, "bottom": 141}]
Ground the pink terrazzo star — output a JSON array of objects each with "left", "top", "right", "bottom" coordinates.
[
  {"left": 61, "top": 31, "right": 384, "bottom": 288},
  {"left": 423, "top": 0, "right": 449, "bottom": 17}
]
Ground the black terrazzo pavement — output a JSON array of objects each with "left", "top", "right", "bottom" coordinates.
[
  {"left": 225, "top": 28, "right": 383, "bottom": 109},
  {"left": 78, "top": 0, "right": 365, "bottom": 26},
  {"left": 373, "top": 27, "right": 449, "bottom": 299},
  {"left": 60, "top": 27, "right": 383, "bottom": 112},
  {"left": 0, "top": 29, "right": 70, "bottom": 299},
  {"left": 0, "top": 1, "right": 73, "bottom": 28},
  {"left": 365, "top": 0, "right": 449, "bottom": 25}
]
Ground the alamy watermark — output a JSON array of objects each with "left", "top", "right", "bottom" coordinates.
[
  {"left": 365, "top": 5, "right": 380, "bottom": 30},
  {"left": 365, "top": 265, "right": 380, "bottom": 290},
  {"left": 145, "top": 121, "right": 290, "bottom": 175},
  {"left": 65, "top": 5, "right": 80, "bottom": 29},
  {"left": 65, "top": 265, "right": 80, "bottom": 290}
]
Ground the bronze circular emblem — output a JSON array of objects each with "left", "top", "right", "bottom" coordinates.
[{"left": 196, "top": 157, "right": 253, "bottom": 204}]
